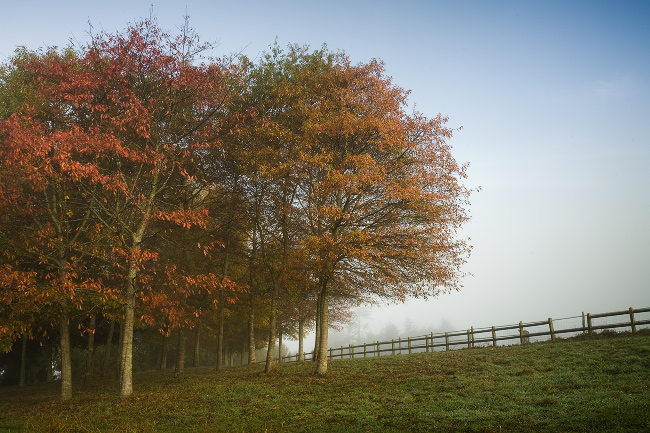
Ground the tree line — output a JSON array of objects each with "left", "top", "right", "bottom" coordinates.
[{"left": 0, "top": 18, "right": 472, "bottom": 400}]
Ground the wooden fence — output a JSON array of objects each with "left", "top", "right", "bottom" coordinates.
[{"left": 281, "top": 306, "right": 650, "bottom": 363}]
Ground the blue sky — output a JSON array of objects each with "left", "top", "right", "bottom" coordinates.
[{"left": 2, "top": 1, "right": 649, "bottom": 342}]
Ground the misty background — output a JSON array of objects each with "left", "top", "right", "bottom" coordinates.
[{"left": 2, "top": 0, "right": 648, "bottom": 355}]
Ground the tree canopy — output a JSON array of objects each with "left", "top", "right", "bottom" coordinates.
[{"left": 0, "top": 19, "right": 472, "bottom": 397}]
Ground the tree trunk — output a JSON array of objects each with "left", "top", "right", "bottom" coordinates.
[
  {"left": 216, "top": 294, "right": 224, "bottom": 371},
  {"left": 119, "top": 266, "right": 137, "bottom": 397},
  {"left": 315, "top": 280, "right": 329, "bottom": 375},
  {"left": 85, "top": 315, "right": 96, "bottom": 381},
  {"left": 175, "top": 327, "right": 186, "bottom": 377},
  {"left": 101, "top": 319, "right": 115, "bottom": 378},
  {"left": 264, "top": 282, "right": 279, "bottom": 373},
  {"left": 193, "top": 322, "right": 201, "bottom": 367},
  {"left": 313, "top": 293, "right": 321, "bottom": 363},
  {"left": 116, "top": 318, "right": 125, "bottom": 380},
  {"left": 241, "top": 339, "right": 246, "bottom": 366},
  {"left": 298, "top": 319, "right": 305, "bottom": 362},
  {"left": 59, "top": 311, "right": 73, "bottom": 400},
  {"left": 160, "top": 332, "right": 168, "bottom": 370},
  {"left": 228, "top": 344, "right": 232, "bottom": 366},
  {"left": 19, "top": 333, "right": 27, "bottom": 386},
  {"left": 248, "top": 304, "right": 256, "bottom": 364},
  {"left": 278, "top": 328, "right": 283, "bottom": 363}
]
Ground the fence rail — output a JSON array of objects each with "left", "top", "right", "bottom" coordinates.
[{"left": 281, "top": 306, "right": 650, "bottom": 363}]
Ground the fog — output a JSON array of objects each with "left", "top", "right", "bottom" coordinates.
[{"left": 2, "top": 1, "right": 649, "bottom": 356}]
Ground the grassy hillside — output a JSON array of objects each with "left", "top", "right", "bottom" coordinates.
[{"left": 1, "top": 332, "right": 649, "bottom": 432}]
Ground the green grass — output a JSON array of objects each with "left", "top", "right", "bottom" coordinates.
[{"left": 1, "top": 332, "right": 649, "bottom": 432}]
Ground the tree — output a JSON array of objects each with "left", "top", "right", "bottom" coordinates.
[
  {"left": 1, "top": 19, "right": 238, "bottom": 397},
  {"left": 0, "top": 48, "right": 109, "bottom": 400},
  {"left": 251, "top": 46, "right": 472, "bottom": 374}
]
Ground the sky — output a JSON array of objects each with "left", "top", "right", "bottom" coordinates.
[{"left": 1, "top": 1, "right": 649, "bottom": 350}]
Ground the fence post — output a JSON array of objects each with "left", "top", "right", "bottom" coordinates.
[
  {"left": 491, "top": 326, "right": 497, "bottom": 347},
  {"left": 467, "top": 329, "right": 472, "bottom": 349},
  {"left": 407, "top": 337, "right": 411, "bottom": 354},
  {"left": 350, "top": 344, "right": 354, "bottom": 359},
  {"left": 445, "top": 332, "right": 450, "bottom": 351},
  {"left": 629, "top": 307, "right": 637, "bottom": 333},
  {"left": 587, "top": 313, "right": 593, "bottom": 334},
  {"left": 377, "top": 341, "right": 380, "bottom": 357},
  {"left": 364, "top": 343, "right": 367, "bottom": 358},
  {"left": 548, "top": 317, "right": 556, "bottom": 342},
  {"left": 329, "top": 347, "right": 332, "bottom": 360},
  {"left": 519, "top": 321, "right": 525, "bottom": 345},
  {"left": 582, "top": 312, "right": 586, "bottom": 334},
  {"left": 399, "top": 337, "right": 402, "bottom": 355},
  {"left": 391, "top": 339, "right": 395, "bottom": 356},
  {"left": 425, "top": 334, "right": 429, "bottom": 353}
]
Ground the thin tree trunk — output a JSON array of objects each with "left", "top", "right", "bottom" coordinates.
[
  {"left": 278, "top": 328, "right": 282, "bottom": 363},
  {"left": 59, "top": 310, "right": 72, "bottom": 400},
  {"left": 248, "top": 303, "right": 256, "bottom": 364},
  {"left": 241, "top": 339, "right": 246, "bottom": 366},
  {"left": 315, "top": 280, "right": 329, "bottom": 375},
  {"left": 313, "top": 293, "right": 321, "bottom": 363},
  {"left": 119, "top": 217, "right": 149, "bottom": 397},
  {"left": 175, "top": 327, "right": 186, "bottom": 377},
  {"left": 216, "top": 294, "right": 224, "bottom": 371},
  {"left": 101, "top": 319, "right": 115, "bottom": 378},
  {"left": 265, "top": 282, "right": 279, "bottom": 373},
  {"left": 298, "top": 319, "right": 305, "bottom": 362},
  {"left": 19, "top": 333, "right": 27, "bottom": 386},
  {"left": 193, "top": 322, "right": 201, "bottom": 367},
  {"left": 85, "top": 314, "right": 96, "bottom": 382},
  {"left": 160, "top": 332, "right": 168, "bottom": 370},
  {"left": 116, "top": 318, "right": 125, "bottom": 380},
  {"left": 119, "top": 265, "right": 137, "bottom": 397}
]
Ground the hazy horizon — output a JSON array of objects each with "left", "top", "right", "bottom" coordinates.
[{"left": 2, "top": 0, "right": 648, "bottom": 353}]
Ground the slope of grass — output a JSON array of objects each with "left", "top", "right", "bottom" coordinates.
[{"left": 1, "top": 332, "right": 649, "bottom": 432}]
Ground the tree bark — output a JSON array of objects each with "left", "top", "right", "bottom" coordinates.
[
  {"left": 116, "top": 318, "right": 125, "bottom": 380},
  {"left": 216, "top": 294, "right": 224, "bottom": 371},
  {"left": 59, "top": 310, "right": 72, "bottom": 400},
  {"left": 313, "top": 293, "right": 321, "bottom": 363},
  {"left": 298, "top": 319, "right": 305, "bottom": 362},
  {"left": 315, "top": 280, "right": 329, "bottom": 375},
  {"left": 175, "top": 327, "right": 187, "bottom": 377},
  {"left": 119, "top": 264, "right": 137, "bottom": 397},
  {"left": 160, "top": 332, "right": 168, "bottom": 370},
  {"left": 241, "top": 339, "right": 246, "bottom": 366},
  {"left": 248, "top": 304, "right": 256, "bottom": 364},
  {"left": 227, "top": 343, "right": 234, "bottom": 367},
  {"left": 101, "top": 319, "right": 115, "bottom": 378},
  {"left": 19, "top": 333, "right": 27, "bottom": 386},
  {"left": 193, "top": 322, "right": 201, "bottom": 367},
  {"left": 264, "top": 282, "right": 279, "bottom": 373}
]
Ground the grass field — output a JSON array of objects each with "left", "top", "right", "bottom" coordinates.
[{"left": 1, "top": 332, "right": 649, "bottom": 432}]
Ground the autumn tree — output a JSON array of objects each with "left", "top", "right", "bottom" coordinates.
[
  {"left": 238, "top": 45, "right": 339, "bottom": 372},
  {"left": 1, "top": 19, "right": 240, "bottom": 396},
  {"left": 0, "top": 47, "right": 111, "bottom": 400},
  {"left": 246, "top": 45, "right": 472, "bottom": 375}
]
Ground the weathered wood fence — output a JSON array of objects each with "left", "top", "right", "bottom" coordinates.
[{"left": 282, "top": 306, "right": 650, "bottom": 363}]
